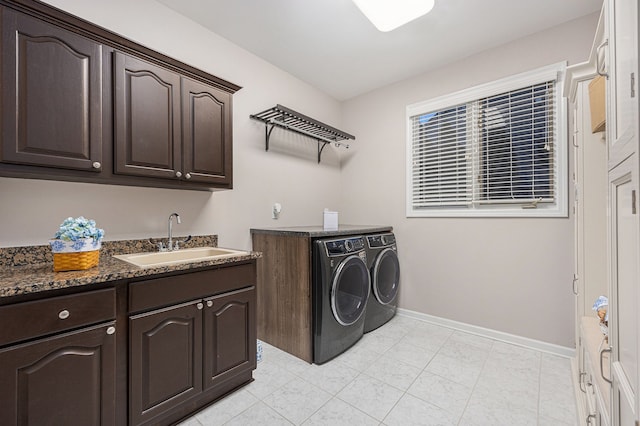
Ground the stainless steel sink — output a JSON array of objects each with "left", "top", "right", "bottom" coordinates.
[{"left": 114, "top": 247, "right": 248, "bottom": 268}]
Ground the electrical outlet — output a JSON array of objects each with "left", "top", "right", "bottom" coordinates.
[{"left": 272, "top": 203, "right": 282, "bottom": 219}]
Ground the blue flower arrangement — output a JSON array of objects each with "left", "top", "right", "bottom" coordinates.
[
  {"left": 54, "top": 216, "right": 104, "bottom": 242},
  {"left": 49, "top": 217, "right": 104, "bottom": 253}
]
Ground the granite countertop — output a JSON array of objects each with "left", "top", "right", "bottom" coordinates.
[
  {"left": 0, "top": 235, "right": 261, "bottom": 299},
  {"left": 250, "top": 225, "right": 393, "bottom": 237}
]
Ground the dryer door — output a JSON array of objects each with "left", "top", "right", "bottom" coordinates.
[
  {"left": 372, "top": 248, "right": 400, "bottom": 305},
  {"left": 331, "top": 255, "right": 370, "bottom": 326}
]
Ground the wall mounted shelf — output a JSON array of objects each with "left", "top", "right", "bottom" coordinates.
[{"left": 250, "top": 104, "right": 355, "bottom": 163}]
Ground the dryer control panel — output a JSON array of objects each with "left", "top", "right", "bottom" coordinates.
[
  {"left": 324, "top": 237, "right": 365, "bottom": 256},
  {"left": 367, "top": 233, "right": 396, "bottom": 248}
]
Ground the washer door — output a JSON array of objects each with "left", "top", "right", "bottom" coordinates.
[
  {"left": 372, "top": 248, "right": 400, "bottom": 305},
  {"left": 331, "top": 255, "right": 370, "bottom": 326}
]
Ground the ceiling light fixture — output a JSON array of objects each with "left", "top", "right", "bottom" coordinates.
[{"left": 352, "top": 0, "right": 435, "bottom": 32}]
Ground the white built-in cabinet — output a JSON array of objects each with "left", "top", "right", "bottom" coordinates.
[
  {"left": 606, "top": 0, "right": 639, "bottom": 423},
  {"left": 567, "top": 0, "right": 639, "bottom": 424},
  {"left": 566, "top": 8, "right": 610, "bottom": 420}
]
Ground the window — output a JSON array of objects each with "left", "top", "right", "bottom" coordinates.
[{"left": 406, "top": 63, "right": 567, "bottom": 217}]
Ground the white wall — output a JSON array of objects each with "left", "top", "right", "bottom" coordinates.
[
  {"left": 0, "top": 0, "right": 343, "bottom": 249},
  {"left": 0, "top": 1, "right": 598, "bottom": 348},
  {"left": 340, "top": 13, "right": 600, "bottom": 348}
]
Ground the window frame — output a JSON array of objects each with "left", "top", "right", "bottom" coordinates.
[{"left": 405, "top": 62, "right": 568, "bottom": 218}]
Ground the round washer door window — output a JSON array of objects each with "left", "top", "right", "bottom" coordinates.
[
  {"left": 331, "top": 255, "right": 371, "bottom": 326},
  {"left": 373, "top": 248, "right": 399, "bottom": 305}
]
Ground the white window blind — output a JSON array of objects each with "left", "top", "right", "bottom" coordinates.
[
  {"left": 478, "top": 81, "right": 555, "bottom": 203},
  {"left": 406, "top": 63, "right": 567, "bottom": 217},
  {"left": 410, "top": 104, "right": 471, "bottom": 207}
]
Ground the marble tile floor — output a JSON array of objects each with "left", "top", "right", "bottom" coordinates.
[{"left": 180, "top": 315, "right": 577, "bottom": 426}]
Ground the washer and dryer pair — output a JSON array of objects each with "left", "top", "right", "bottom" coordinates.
[{"left": 312, "top": 233, "right": 399, "bottom": 364}]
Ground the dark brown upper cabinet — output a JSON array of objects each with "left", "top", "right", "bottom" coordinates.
[
  {"left": 114, "top": 52, "right": 182, "bottom": 180},
  {"left": 1, "top": 8, "right": 103, "bottom": 172},
  {"left": 114, "top": 53, "right": 232, "bottom": 186},
  {"left": 182, "top": 77, "right": 232, "bottom": 186},
  {"left": 0, "top": 0, "right": 240, "bottom": 190}
]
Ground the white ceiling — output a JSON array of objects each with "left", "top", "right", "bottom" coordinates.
[{"left": 157, "top": 0, "right": 602, "bottom": 101}]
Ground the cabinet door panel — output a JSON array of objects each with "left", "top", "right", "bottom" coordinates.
[
  {"left": 1, "top": 9, "right": 102, "bottom": 171},
  {"left": 608, "top": 155, "right": 639, "bottom": 425},
  {"left": 203, "top": 287, "right": 256, "bottom": 390},
  {"left": 114, "top": 52, "right": 181, "bottom": 179},
  {"left": 607, "top": 0, "right": 638, "bottom": 168},
  {"left": 129, "top": 301, "right": 202, "bottom": 425},
  {"left": 0, "top": 322, "right": 116, "bottom": 426},
  {"left": 182, "top": 77, "right": 232, "bottom": 185}
]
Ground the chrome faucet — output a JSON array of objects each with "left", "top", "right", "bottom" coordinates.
[
  {"left": 148, "top": 213, "right": 192, "bottom": 251},
  {"left": 167, "top": 212, "right": 181, "bottom": 251}
]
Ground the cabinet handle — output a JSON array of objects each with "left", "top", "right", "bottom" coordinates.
[
  {"left": 579, "top": 371, "right": 587, "bottom": 393},
  {"left": 58, "top": 309, "right": 70, "bottom": 320},
  {"left": 596, "top": 39, "right": 609, "bottom": 78},
  {"left": 106, "top": 326, "right": 115, "bottom": 335},
  {"left": 572, "top": 274, "right": 579, "bottom": 295},
  {"left": 175, "top": 171, "right": 182, "bottom": 178},
  {"left": 92, "top": 161, "right": 101, "bottom": 169},
  {"left": 185, "top": 173, "right": 192, "bottom": 180},
  {"left": 206, "top": 300, "right": 213, "bottom": 307},
  {"left": 600, "top": 346, "right": 612, "bottom": 383},
  {"left": 587, "top": 413, "right": 596, "bottom": 425},
  {"left": 196, "top": 302, "right": 204, "bottom": 310}
]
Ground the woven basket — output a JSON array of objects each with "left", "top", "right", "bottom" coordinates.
[{"left": 53, "top": 250, "right": 100, "bottom": 272}]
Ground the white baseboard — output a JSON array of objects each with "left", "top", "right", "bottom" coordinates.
[{"left": 397, "top": 308, "right": 576, "bottom": 358}]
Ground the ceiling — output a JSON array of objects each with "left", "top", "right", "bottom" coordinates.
[{"left": 157, "top": 0, "right": 602, "bottom": 101}]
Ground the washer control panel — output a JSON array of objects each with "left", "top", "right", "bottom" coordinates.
[
  {"left": 367, "top": 233, "right": 396, "bottom": 248},
  {"left": 324, "top": 237, "right": 365, "bottom": 256}
]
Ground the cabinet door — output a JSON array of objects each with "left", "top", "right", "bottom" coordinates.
[
  {"left": 203, "top": 287, "right": 256, "bottom": 390},
  {"left": 114, "top": 52, "right": 181, "bottom": 179},
  {"left": 0, "top": 322, "right": 116, "bottom": 425},
  {"left": 607, "top": 0, "right": 638, "bottom": 168},
  {"left": 129, "top": 300, "right": 202, "bottom": 426},
  {"left": 181, "top": 77, "right": 232, "bottom": 186},
  {"left": 1, "top": 8, "right": 103, "bottom": 171},
  {"left": 608, "top": 155, "right": 639, "bottom": 426}
]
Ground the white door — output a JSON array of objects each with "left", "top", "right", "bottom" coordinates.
[{"left": 608, "top": 154, "right": 639, "bottom": 426}]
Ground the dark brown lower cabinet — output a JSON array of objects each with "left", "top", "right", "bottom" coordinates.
[
  {"left": 0, "top": 321, "right": 116, "bottom": 425},
  {"left": 203, "top": 287, "right": 256, "bottom": 390},
  {"left": 0, "top": 261, "right": 256, "bottom": 426},
  {"left": 129, "top": 285, "right": 256, "bottom": 426},
  {"left": 129, "top": 301, "right": 203, "bottom": 426}
]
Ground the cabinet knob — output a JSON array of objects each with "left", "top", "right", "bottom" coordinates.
[
  {"left": 185, "top": 173, "right": 192, "bottom": 180},
  {"left": 175, "top": 171, "right": 182, "bottom": 178},
  {"left": 58, "top": 309, "right": 70, "bottom": 320},
  {"left": 106, "top": 326, "right": 116, "bottom": 335},
  {"left": 206, "top": 300, "right": 213, "bottom": 307},
  {"left": 92, "top": 161, "right": 101, "bottom": 169},
  {"left": 196, "top": 302, "right": 204, "bottom": 310}
]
